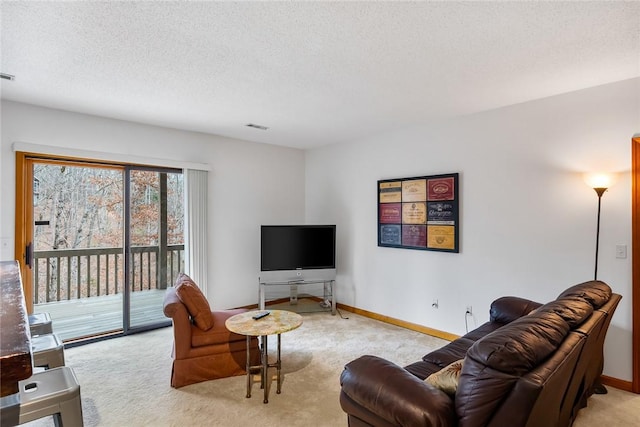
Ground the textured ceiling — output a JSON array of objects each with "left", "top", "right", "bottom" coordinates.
[{"left": 1, "top": 1, "right": 638, "bottom": 149}]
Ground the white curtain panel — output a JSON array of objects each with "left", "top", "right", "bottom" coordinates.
[{"left": 184, "top": 169, "right": 209, "bottom": 296}]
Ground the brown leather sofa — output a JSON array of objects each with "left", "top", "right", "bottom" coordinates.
[
  {"left": 163, "top": 273, "right": 260, "bottom": 388},
  {"left": 340, "top": 280, "right": 621, "bottom": 427}
]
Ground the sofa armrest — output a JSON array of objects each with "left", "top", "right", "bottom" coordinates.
[
  {"left": 490, "top": 296, "right": 543, "bottom": 324},
  {"left": 340, "top": 355, "right": 456, "bottom": 427},
  {"left": 163, "top": 287, "right": 194, "bottom": 359}
]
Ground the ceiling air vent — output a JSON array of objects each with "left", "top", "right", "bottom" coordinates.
[
  {"left": 246, "top": 123, "right": 269, "bottom": 130},
  {"left": 0, "top": 73, "right": 15, "bottom": 81}
]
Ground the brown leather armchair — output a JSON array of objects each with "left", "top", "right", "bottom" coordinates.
[{"left": 162, "top": 273, "right": 260, "bottom": 388}]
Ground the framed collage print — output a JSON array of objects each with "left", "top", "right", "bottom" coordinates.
[{"left": 378, "top": 173, "right": 459, "bottom": 253}]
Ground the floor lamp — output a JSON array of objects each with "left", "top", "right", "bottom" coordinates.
[
  {"left": 584, "top": 173, "right": 616, "bottom": 281},
  {"left": 583, "top": 172, "right": 616, "bottom": 395},
  {"left": 592, "top": 186, "right": 607, "bottom": 281}
]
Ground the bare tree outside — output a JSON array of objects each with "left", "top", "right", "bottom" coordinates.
[
  {"left": 33, "top": 163, "right": 184, "bottom": 304},
  {"left": 129, "top": 170, "right": 184, "bottom": 291},
  {"left": 34, "top": 164, "right": 123, "bottom": 251}
]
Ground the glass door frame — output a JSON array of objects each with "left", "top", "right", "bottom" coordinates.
[
  {"left": 123, "top": 165, "right": 181, "bottom": 334},
  {"left": 15, "top": 151, "right": 179, "bottom": 342}
]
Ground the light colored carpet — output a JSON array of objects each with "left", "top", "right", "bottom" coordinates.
[{"left": 24, "top": 310, "right": 640, "bottom": 426}]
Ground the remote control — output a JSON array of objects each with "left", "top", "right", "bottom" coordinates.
[{"left": 252, "top": 311, "right": 270, "bottom": 320}]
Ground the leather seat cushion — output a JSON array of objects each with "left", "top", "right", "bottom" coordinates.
[
  {"left": 191, "top": 308, "right": 249, "bottom": 347},
  {"left": 419, "top": 322, "right": 503, "bottom": 370},
  {"left": 404, "top": 360, "right": 443, "bottom": 380}
]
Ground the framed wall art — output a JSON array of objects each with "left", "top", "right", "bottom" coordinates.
[{"left": 378, "top": 172, "right": 459, "bottom": 253}]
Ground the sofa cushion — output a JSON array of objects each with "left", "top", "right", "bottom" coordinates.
[
  {"left": 174, "top": 272, "right": 215, "bottom": 331},
  {"left": 456, "top": 359, "right": 522, "bottom": 426},
  {"left": 425, "top": 359, "right": 464, "bottom": 396},
  {"left": 467, "top": 309, "right": 570, "bottom": 376},
  {"left": 422, "top": 337, "right": 474, "bottom": 368},
  {"left": 404, "top": 360, "right": 443, "bottom": 380},
  {"left": 536, "top": 298, "right": 594, "bottom": 329},
  {"left": 461, "top": 321, "right": 504, "bottom": 342},
  {"left": 489, "top": 296, "right": 543, "bottom": 324},
  {"left": 557, "top": 280, "right": 611, "bottom": 309},
  {"left": 456, "top": 309, "right": 571, "bottom": 427},
  {"left": 420, "top": 321, "right": 502, "bottom": 370},
  {"left": 191, "top": 324, "right": 250, "bottom": 350}
]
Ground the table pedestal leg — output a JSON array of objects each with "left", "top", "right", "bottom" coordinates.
[
  {"left": 276, "top": 333, "right": 282, "bottom": 394},
  {"left": 245, "top": 335, "right": 251, "bottom": 398},
  {"left": 262, "top": 335, "right": 269, "bottom": 404}
]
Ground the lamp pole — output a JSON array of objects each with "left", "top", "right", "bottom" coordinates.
[
  {"left": 585, "top": 174, "right": 613, "bottom": 395},
  {"left": 593, "top": 187, "right": 607, "bottom": 281}
]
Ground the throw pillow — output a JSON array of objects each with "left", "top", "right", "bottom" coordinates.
[
  {"left": 425, "top": 359, "right": 464, "bottom": 396},
  {"left": 174, "top": 272, "right": 215, "bottom": 331}
]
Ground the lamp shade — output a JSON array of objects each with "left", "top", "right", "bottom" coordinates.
[{"left": 583, "top": 173, "right": 618, "bottom": 189}]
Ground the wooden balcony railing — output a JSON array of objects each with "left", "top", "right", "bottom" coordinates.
[{"left": 33, "top": 245, "right": 184, "bottom": 304}]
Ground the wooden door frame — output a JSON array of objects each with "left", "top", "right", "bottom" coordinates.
[
  {"left": 632, "top": 136, "right": 640, "bottom": 393},
  {"left": 14, "top": 152, "right": 34, "bottom": 311}
]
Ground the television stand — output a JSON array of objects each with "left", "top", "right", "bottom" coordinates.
[{"left": 258, "top": 279, "right": 336, "bottom": 315}]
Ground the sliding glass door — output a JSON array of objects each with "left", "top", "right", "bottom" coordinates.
[
  {"left": 126, "top": 168, "right": 183, "bottom": 330},
  {"left": 31, "top": 161, "right": 125, "bottom": 340},
  {"left": 22, "top": 156, "right": 183, "bottom": 342}
]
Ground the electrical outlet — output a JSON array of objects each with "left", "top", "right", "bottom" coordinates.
[{"left": 466, "top": 305, "right": 473, "bottom": 315}]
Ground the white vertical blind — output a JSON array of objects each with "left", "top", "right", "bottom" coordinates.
[{"left": 184, "top": 169, "right": 209, "bottom": 296}]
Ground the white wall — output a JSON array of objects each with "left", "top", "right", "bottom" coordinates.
[
  {"left": 305, "top": 77, "right": 639, "bottom": 382},
  {"left": 2, "top": 78, "right": 637, "bottom": 382},
  {"left": 0, "top": 101, "right": 306, "bottom": 309}
]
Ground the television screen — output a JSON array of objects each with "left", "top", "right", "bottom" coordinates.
[{"left": 261, "top": 225, "right": 336, "bottom": 272}]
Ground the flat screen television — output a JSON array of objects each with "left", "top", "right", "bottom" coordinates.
[{"left": 259, "top": 225, "right": 336, "bottom": 282}]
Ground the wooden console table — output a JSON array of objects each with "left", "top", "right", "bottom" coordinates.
[
  {"left": 0, "top": 261, "right": 33, "bottom": 425},
  {"left": 0, "top": 261, "right": 33, "bottom": 396}
]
